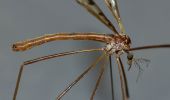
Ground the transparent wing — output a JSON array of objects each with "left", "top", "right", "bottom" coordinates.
[
  {"left": 76, "top": 0, "right": 118, "bottom": 34},
  {"left": 104, "top": 0, "right": 125, "bottom": 33}
]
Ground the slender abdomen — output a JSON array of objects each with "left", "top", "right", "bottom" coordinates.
[{"left": 12, "top": 32, "right": 114, "bottom": 51}]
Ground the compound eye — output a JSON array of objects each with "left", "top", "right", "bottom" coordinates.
[{"left": 126, "top": 38, "right": 131, "bottom": 44}]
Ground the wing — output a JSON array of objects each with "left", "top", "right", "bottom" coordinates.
[
  {"left": 76, "top": 0, "right": 118, "bottom": 34},
  {"left": 104, "top": 0, "right": 125, "bottom": 33}
]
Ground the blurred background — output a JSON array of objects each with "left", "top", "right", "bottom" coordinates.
[{"left": 0, "top": 0, "right": 170, "bottom": 100}]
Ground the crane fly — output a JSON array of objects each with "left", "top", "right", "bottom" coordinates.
[{"left": 12, "top": 0, "right": 170, "bottom": 100}]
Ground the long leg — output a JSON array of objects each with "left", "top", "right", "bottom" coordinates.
[
  {"left": 129, "top": 44, "right": 170, "bottom": 51},
  {"left": 12, "top": 48, "right": 103, "bottom": 100},
  {"left": 56, "top": 53, "right": 106, "bottom": 100},
  {"left": 109, "top": 56, "right": 114, "bottom": 100},
  {"left": 76, "top": 0, "right": 118, "bottom": 33},
  {"left": 90, "top": 55, "right": 108, "bottom": 100},
  {"left": 104, "top": 0, "right": 125, "bottom": 33},
  {"left": 116, "top": 57, "right": 129, "bottom": 100}
]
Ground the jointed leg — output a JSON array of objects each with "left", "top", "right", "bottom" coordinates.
[
  {"left": 129, "top": 44, "right": 170, "bottom": 51},
  {"left": 90, "top": 56, "right": 108, "bottom": 100},
  {"left": 56, "top": 53, "right": 106, "bottom": 100},
  {"left": 116, "top": 57, "right": 129, "bottom": 100},
  {"left": 12, "top": 48, "right": 102, "bottom": 100},
  {"left": 109, "top": 56, "right": 115, "bottom": 100}
]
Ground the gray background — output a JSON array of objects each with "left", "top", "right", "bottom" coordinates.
[{"left": 0, "top": 0, "right": 170, "bottom": 100}]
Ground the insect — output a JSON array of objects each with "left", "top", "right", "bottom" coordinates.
[{"left": 12, "top": 0, "right": 170, "bottom": 100}]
